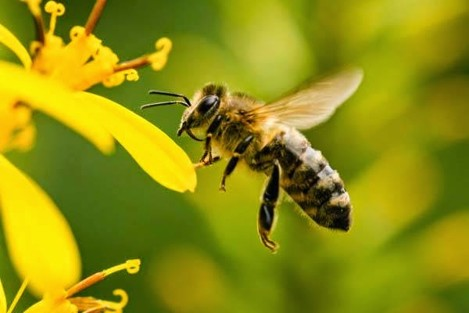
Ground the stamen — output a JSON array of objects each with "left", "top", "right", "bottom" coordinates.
[
  {"left": 6, "top": 279, "right": 28, "bottom": 313},
  {"left": 70, "top": 289, "right": 128, "bottom": 313},
  {"left": 100, "top": 289, "right": 128, "bottom": 312},
  {"left": 29, "top": 41, "right": 42, "bottom": 56},
  {"left": 113, "top": 55, "right": 150, "bottom": 73},
  {"left": 148, "top": 37, "right": 172, "bottom": 71},
  {"left": 66, "top": 272, "right": 105, "bottom": 298},
  {"left": 85, "top": 0, "right": 107, "bottom": 35},
  {"left": 103, "top": 259, "right": 141, "bottom": 276},
  {"left": 113, "top": 37, "right": 172, "bottom": 73},
  {"left": 23, "top": 0, "right": 45, "bottom": 43},
  {"left": 124, "top": 69, "right": 139, "bottom": 82},
  {"left": 44, "top": 1, "right": 65, "bottom": 35},
  {"left": 66, "top": 259, "right": 141, "bottom": 297},
  {"left": 22, "top": 0, "right": 42, "bottom": 16}
]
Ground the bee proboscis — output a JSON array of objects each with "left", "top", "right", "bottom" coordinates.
[{"left": 142, "top": 68, "right": 363, "bottom": 252}]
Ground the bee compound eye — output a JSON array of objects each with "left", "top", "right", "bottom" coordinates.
[{"left": 197, "top": 95, "right": 219, "bottom": 114}]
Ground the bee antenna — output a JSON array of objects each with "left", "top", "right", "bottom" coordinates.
[
  {"left": 140, "top": 101, "right": 189, "bottom": 110},
  {"left": 147, "top": 90, "right": 192, "bottom": 107}
]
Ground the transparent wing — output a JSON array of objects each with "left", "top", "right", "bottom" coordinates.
[{"left": 248, "top": 67, "right": 363, "bottom": 129}]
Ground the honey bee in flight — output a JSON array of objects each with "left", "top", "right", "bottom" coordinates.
[{"left": 142, "top": 68, "right": 363, "bottom": 252}]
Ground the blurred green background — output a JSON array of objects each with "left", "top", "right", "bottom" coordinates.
[{"left": 1, "top": 0, "right": 469, "bottom": 312}]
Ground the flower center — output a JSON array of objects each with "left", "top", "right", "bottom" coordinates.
[{"left": 26, "top": 0, "right": 172, "bottom": 91}]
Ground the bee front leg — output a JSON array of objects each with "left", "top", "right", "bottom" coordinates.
[
  {"left": 194, "top": 156, "right": 221, "bottom": 169},
  {"left": 198, "top": 115, "right": 223, "bottom": 166},
  {"left": 219, "top": 135, "right": 254, "bottom": 191},
  {"left": 258, "top": 162, "right": 280, "bottom": 252}
]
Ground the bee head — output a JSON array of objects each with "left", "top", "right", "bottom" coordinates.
[
  {"left": 177, "top": 84, "right": 226, "bottom": 141},
  {"left": 142, "top": 84, "right": 225, "bottom": 141}
]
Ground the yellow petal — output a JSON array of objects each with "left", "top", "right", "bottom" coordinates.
[
  {"left": 0, "top": 155, "right": 81, "bottom": 297},
  {"left": 24, "top": 300, "right": 76, "bottom": 313},
  {"left": 25, "top": 291, "right": 76, "bottom": 313},
  {"left": 0, "top": 61, "right": 114, "bottom": 154},
  {"left": 0, "top": 280, "right": 6, "bottom": 313},
  {"left": 0, "top": 24, "right": 32, "bottom": 69},
  {"left": 74, "top": 92, "right": 197, "bottom": 192}
]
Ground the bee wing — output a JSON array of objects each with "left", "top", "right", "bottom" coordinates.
[{"left": 249, "top": 68, "right": 363, "bottom": 129}]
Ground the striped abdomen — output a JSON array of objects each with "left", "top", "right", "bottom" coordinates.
[{"left": 276, "top": 131, "right": 352, "bottom": 231}]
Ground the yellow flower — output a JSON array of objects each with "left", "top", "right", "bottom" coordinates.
[
  {"left": 0, "top": 0, "right": 196, "bottom": 298},
  {"left": 0, "top": 0, "right": 196, "bottom": 192},
  {"left": 0, "top": 259, "right": 141, "bottom": 313}
]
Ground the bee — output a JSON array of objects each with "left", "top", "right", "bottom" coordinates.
[{"left": 142, "top": 68, "right": 363, "bottom": 252}]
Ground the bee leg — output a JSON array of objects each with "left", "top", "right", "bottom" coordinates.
[
  {"left": 199, "top": 115, "right": 223, "bottom": 164},
  {"left": 219, "top": 135, "right": 254, "bottom": 191},
  {"left": 194, "top": 156, "right": 221, "bottom": 169},
  {"left": 258, "top": 162, "right": 280, "bottom": 252}
]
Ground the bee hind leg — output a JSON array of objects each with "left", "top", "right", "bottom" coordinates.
[
  {"left": 258, "top": 162, "right": 280, "bottom": 253},
  {"left": 219, "top": 135, "right": 254, "bottom": 191}
]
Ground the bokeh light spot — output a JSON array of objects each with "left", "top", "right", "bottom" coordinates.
[
  {"left": 149, "top": 247, "right": 226, "bottom": 313},
  {"left": 416, "top": 211, "right": 469, "bottom": 286}
]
